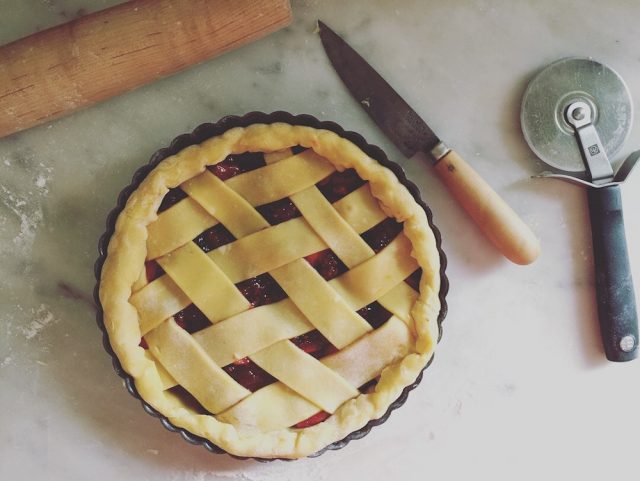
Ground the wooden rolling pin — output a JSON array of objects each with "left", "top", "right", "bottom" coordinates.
[{"left": 0, "top": 0, "right": 292, "bottom": 138}]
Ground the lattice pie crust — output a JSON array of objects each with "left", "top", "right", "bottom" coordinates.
[{"left": 99, "top": 123, "right": 441, "bottom": 458}]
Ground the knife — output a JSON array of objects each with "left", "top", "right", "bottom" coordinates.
[{"left": 318, "top": 21, "right": 540, "bottom": 265}]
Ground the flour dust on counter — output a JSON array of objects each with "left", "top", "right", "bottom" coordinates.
[
  {"left": 0, "top": 154, "right": 52, "bottom": 257},
  {"left": 2, "top": 0, "right": 640, "bottom": 479}
]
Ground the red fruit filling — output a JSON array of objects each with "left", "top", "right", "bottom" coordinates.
[
  {"left": 236, "top": 273, "right": 287, "bottom": 307},
  {"left": 304, "top": 249, "right": 348, "bottom": 281},
  {"left": 207, "top": 151, "right": 265, "bottom": 181},
  {"left": 158, "top": 187, "right": 188, "bottom": 213},
  {"left": 256, "top": 198, "right": 301, "bottom": 225},
  {"left": 168, "top": 386, "right": 211, "bottom": 415},
  {"left": 317, "top": 168, "right": 366, "bottom": 203},
  {"left": 157, "top": 152, "right": 265, "bottom": 213},
  {"left": 223, "top": 330, "right": 338, "bottom": 394},
  {"left": 358, "top": 378, "right": 379, "bottom": 394},
  {"left": 145, "top": 260, "right": 165, "bottom": 282},
  {"left": 139, "top": 337, "right": 148, "bottom": 349},
  {"left": 194, "top": 224, "right": 236, "bottom": 252},
  {"left": 174, "top": 304, "right": 212, "bottom": 334},
  {"left": 293, "top": 411, "right": 330, "bottom": 429},
  {"left": 292, "top": 376, "right": 381, "bottom": 428},
  {"left": 210, "top": 161, "right": 240, "bottom": 180},
  {"left": 290, "top": 330, "right": 338, "bottom": 359},
  {"left": 361, "top": 218, "right": 403, "bottom": 253},
  {"left": 223, "top": 357, "right": 276, "bottom": 392},
  {"left": 405, "top": 268, "right": 422, "bottom": 291},
  {"left": 357, "top": 302, "right": 392, "bottom": 329}
]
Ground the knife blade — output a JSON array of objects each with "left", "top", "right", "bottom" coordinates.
[{"left": 318, "top": 21, "right": 540, "bottom": 265}]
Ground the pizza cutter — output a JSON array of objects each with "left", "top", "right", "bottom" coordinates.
[{"left": 521, "top": 57, "right": 640, "bottom": 362}]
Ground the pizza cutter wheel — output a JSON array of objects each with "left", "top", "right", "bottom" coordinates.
[{"left": 521, "top": 57, "right": 640, "bottom": 362}]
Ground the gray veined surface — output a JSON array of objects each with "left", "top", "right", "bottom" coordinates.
[{"left": 3, "top": 1, "right": 640, "bottom": 480}]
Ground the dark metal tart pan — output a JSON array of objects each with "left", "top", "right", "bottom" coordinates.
[{"left": 93, "top": 111, "right": 449, "bottom": 461}]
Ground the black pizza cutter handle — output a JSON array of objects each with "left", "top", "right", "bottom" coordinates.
[{"left": 587, "top": 185, "right": 639, "bottom": 361}]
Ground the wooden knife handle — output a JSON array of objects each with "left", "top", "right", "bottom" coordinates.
[
  {"left": 434, "top": 149, "right": 540, "bottom": 265},
  {"left": 0, "top": 0, "right": 292, "bottom": 138}
]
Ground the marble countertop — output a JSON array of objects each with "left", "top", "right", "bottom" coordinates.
[{"left": 2, "top": 1, "right": 640, "bottom": 480}]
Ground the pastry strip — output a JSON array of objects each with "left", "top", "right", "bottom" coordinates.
[
  {"left": 332, "top": 184, "right": 387, "bottom": 234},
  {"left": 157, "top": 241, "right": 250, "bottom": 322},
  {"left": 264, "top": 153, "right": 416, "bottom": 323},
  {"left": 130, "top": 275, "right": 190, "bottom": 335},
  {"left": 192, "top": 301, "right": 313, "bottom": 367},
  {"left": 208, "top": 218, "right": 326, "bottom": 283},
  {"left": 143, "top": 350, "right": 177, "bottom": 390},
  {"left": 136, "top": 152, "right": 417, "bottom": 380},
  {"left": 250, "top": 340, "right": 359, "bottom": 414},
  {"left": 134, "top": 235, "right": 417, "bottom": 340},
  {"left": 321, "top": 317, "right": 412, "bottom": 387},
  {"left": 262, "top": 150, "right": 387, "bottom": 237},
  {"left": 218, "top": 317, "right": 412, "bottom": 430},
  {"left": 147, "top": 197, "right": 217, "bottom": 260},
  {"left": 216, "top": 383, "right": 320, "bottom": 432},
  {"left": 264, "top": 148, "right": 294, "bottom": 164},
  {"left": 289, "top": 186, "right": 373, "bottom": 268},
  {"left": 330, "top": 234, "right": 418, "bottom": 310},
  {"left": 146, "top": 151, "right": 337, "bottom": 263},
  {"left": 145, "top": 318, "right": 250, "bottom": 414},
  {"left": 190, "top": 154, "right": 372, "bottom": 347},
  {"left": 286, "top": 180, "right": 420, "bottom": 323},
  {"left": 377, "top": 282, "right": 419, "bottom": 327},
  {"left": 182, "top": 170, "right": 270, "bottom": 237},
  {"left": 269, "top": 260, "right": 372, "bottom": 349},
  {"left": 224, "top": 150, "right": 335, "bottom": 206},
  {"left": 193, "top": 273, "right": 417, "bottom": 369},
  {"left": 135, "top": 181, "right": 394, "bottom": 329}
]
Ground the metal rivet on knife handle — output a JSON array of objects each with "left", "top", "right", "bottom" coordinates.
[{"left": 430, "top": 141, "right": 452, "bottom": 163}]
